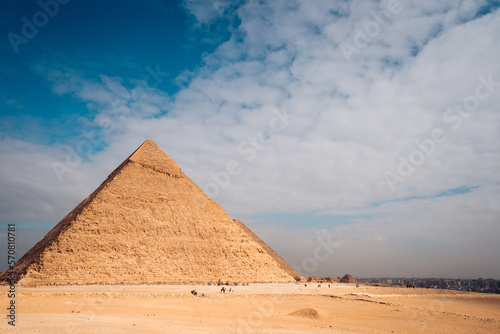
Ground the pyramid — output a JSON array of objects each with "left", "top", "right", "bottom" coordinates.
[
  {"left": 339, "top": 274, "right": 358, "bottom": 284},
  {"left": 2, "top": 139, "right": 299, "bottom": 286}
]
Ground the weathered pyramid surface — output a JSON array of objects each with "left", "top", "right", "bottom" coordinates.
[
  {"left": 233, "top": 219, "right": 299, "bottom": 279},
  {"left": 339, "top": 274, "right": 358, "bottom": 284},
  {"left": 3, "top": 139, "right": 297, "bottom": 286}
]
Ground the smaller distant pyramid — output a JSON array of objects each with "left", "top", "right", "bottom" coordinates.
[{"left": 339, "top": 274, "right": 358, "bottom": 284}]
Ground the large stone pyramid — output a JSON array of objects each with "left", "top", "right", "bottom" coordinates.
[{"left": 3, "top": 140, "right": 299, "bottom": 286}]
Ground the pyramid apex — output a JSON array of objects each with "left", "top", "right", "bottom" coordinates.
[{"left": 128, "top": 139, "right": 183, "bottom": 177}]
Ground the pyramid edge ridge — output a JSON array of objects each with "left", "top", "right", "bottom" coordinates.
[
  {"left": 233, "top": 219, "right": 300, "bottom": 280},
  {"left": 0, "top": 144, "right": 141, "bottom": 284}
]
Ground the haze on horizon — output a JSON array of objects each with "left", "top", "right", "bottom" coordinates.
[{"left": 1, "top": 0, "right": 499, "bottom": 279}]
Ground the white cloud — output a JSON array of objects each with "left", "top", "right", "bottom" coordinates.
[{"left": 182, "top": 0, "right": 234, "bottom": 25}]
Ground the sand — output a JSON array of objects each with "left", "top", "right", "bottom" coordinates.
[{"left": 1, "top": 283, "right": 499, "bottom": 333}]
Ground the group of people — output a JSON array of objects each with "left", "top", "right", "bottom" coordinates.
[
  {"left": 220, "top": 286, "right": 233, "bottom": 293},
  {"left": 190, "top": 286, "right": 234, "bottom": 296}
]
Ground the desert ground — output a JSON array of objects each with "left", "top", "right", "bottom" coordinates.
[{"left": 1, "top": 283, "right": 499, "bottom": 333}]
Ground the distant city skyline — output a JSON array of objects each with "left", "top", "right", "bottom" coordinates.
[
  {"left": 1, "top": 0, "right": 500, "bottom": 279},
  {"left": 358, "top": 277, "right": 500, "bottom": 294}
]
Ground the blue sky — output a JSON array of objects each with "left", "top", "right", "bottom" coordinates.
[
  {"left": 1, "top": 0, "right": 500, "bottom": 278},
  {"left": 1, "top": 0, "right": 222, "bottom": 141}
]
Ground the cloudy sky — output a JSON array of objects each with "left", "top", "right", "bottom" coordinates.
[{"left": 1, "top": 0, "right": 499, "bottom": 279}]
